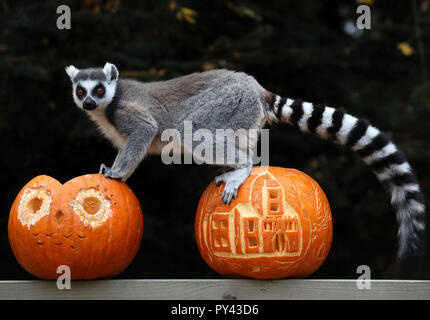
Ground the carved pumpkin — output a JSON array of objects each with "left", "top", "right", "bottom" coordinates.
[
  {"left": 195, "top": 167, "right": 332, "bottom": 279},
  {"left": 8, "top": 174, "right": 143, "bottom": 280}
]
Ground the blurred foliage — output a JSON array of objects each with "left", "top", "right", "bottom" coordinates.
[{"left": 0, "top": 0, "right": 429, "bottom": 279}]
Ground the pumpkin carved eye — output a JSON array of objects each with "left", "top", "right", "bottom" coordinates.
[
  {"left": 18, "top": 187, "right": 51, "bottom": 228},
  {"left": 71, "top": 189, "right": 111, "bottom": 227}
]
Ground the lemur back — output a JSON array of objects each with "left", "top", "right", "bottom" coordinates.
[{"left": 66, "top": 63, "right": 425, "bottom": 278}]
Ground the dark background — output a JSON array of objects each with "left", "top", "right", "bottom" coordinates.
[{"left": 1, "top": 0, "right": 429, "bottom": 280}]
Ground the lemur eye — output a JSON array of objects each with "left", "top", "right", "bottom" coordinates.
[
  {"left": 77, "top": 89, "right": 84, "bottom": 96},
  {"left": 97, "top": 88, "right": 104, "bottom": 95}
]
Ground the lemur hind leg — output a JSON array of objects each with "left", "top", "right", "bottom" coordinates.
[
  {"left": 188, "top": 133, "right": 254, "bottom": 204},
  {"left": 214, "top": 129, "right": 256, "bottom": 203},
  {"left": 214, "top": 133, "right": 254, "bottom": 204}
]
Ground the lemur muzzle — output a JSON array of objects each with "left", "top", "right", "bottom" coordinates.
[{"left": 83, "top": 97, "right": 97, "bottom": 110}]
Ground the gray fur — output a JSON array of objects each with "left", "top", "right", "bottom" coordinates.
[
  {"left": 66, "top": 64, "right": 267, "bottom": 204},
  {"left": 105, "top": 70, "right": 266, "bottom": 204},
  {"left": 73, "top": 69, "right": 107, "bottom": 82}
]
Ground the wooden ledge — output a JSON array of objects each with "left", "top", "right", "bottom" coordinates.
[{"left": 0, "top": 279, "right": 429, "bottom": 300}]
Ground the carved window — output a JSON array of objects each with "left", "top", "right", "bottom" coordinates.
[
  {"left": 243, "top": 217, "right": 259, "bottom": 253},
  {"left": 264, "top": 221, "right": 274, "bottom": 231},
  {"left": 285, "top": 219, "right": 297, "bottom": 231},
  {"left": 211, "top": 214, "right": 230, "bottom": 252},
  {"left": 267, "top": 187, "right": 282, "bottom": 215},
  {"left": 247, "top": 236, "right": 258, "bottom": 247}
]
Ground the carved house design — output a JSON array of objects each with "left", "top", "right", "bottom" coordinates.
[{"left": 205, "top": 171, "right": 302, "bottom": 258}]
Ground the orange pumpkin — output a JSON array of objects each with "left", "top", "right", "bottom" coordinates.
[
  {"left": 8, "top": 174, "right": 143, "bottom": 280},
  {"left": 195, "top": 166, "right": 332, "bottom": 279}
]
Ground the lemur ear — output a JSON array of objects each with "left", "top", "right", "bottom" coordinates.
[
  {"left": 103, "top": 62, "right": 119, "bottom": 82},
  {"left": 65, "top": 65, "right": 79, "bottom": 82}
]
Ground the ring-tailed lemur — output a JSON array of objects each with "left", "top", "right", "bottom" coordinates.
[{"left": 66, "top": 62, "right": 425, "bottom": 278}]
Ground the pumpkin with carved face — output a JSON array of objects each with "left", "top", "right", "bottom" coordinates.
[
  {"left": 195, "top": 167, "right": 333, "bottom": 279},
  {"left": 8, "top": 174, "right": 143, "bottom": 280}
]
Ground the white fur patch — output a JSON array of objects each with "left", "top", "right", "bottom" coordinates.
[
  {"left": 103, "top": 81, "right": 116, "bottom": 106},
  {"left": 315, "top": 106, "right": 335, "bottom": 139},
  {"left": 298, "top": 102, "right": 314, "bottom": 132},
  {"left": 272, "top": 95, "right": 281, "bottom": 115},
  {"left": 79, "top": 80, "right": 97, "bottom": 92},
  {"left": 281, "top": 98, "right": 294, "bottom": 122},
  {"left": 352, "top": 125, "right": 379, "bottom": 151},
  {"left": 375, "top": 162, "right": 411, "bottom": 181},
  {"left": 396, "top": 200, "right": 425, "bottom": 252},
  {"left": 406, "top": 200, "right": 426, "bottom": 217},
  {"left": 103, "top": 62, "right": 119, "bottom": 82},
  {"left": 390, "top": 185, "right": 423, "bottom": 208},
  {"left": 391, "top": 186, "right": 406, "bottom": 205},
  {"left": 65, "top": 65, "right": 78, "bottom": 81},
  {"left": 336, "top": 114, "right": 358, "bottom": 145},
  {"left": 397, "top": 199, "right": 425, "bottom": 225},
  {"left": 363, "top": 142, "right": 397, "bottom": 164},
  {"left": 403, "top": 184, "right": 420, "bottom": 192},
  {"left": 414, "top": 221, "right": 426, "bottom": 232}
]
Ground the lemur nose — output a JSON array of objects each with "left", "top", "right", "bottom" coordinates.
[{"left": 83, "top": 97, "right": 97, "bottom": 110}]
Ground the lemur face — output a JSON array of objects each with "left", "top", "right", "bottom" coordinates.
[{"left": 65, "top": 62, "right": 119, "bottom": 111}]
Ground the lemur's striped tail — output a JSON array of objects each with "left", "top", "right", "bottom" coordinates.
[{"left": 266, "top": 93, "right": 425, "bottom": 278}]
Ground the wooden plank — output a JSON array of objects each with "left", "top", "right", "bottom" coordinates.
[{"left": 0, "top": 279, "right": 429, "bottom": 300}]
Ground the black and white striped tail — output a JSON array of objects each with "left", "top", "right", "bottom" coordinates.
[{"left": 267, "top": 94, "right": 425, "bottom": 278}]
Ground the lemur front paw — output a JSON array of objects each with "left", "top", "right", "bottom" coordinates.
[
  {"left": 215, "top": 169, "right": 232, "bottom": 186},
  {"left": 215, "top": 166, "right": 252, "bottom": 204},
  {"left": 99, "top": 163, "right": 109, "bottom": 174},
  {"left": 99, "top": 163, "right": 123, "bottom": 180},
  {"left": 217, "top": 172, "right": 240, "bottom": 203},
  {"left": 221, "top": 181, "right": 240, "bottom": 204}
]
